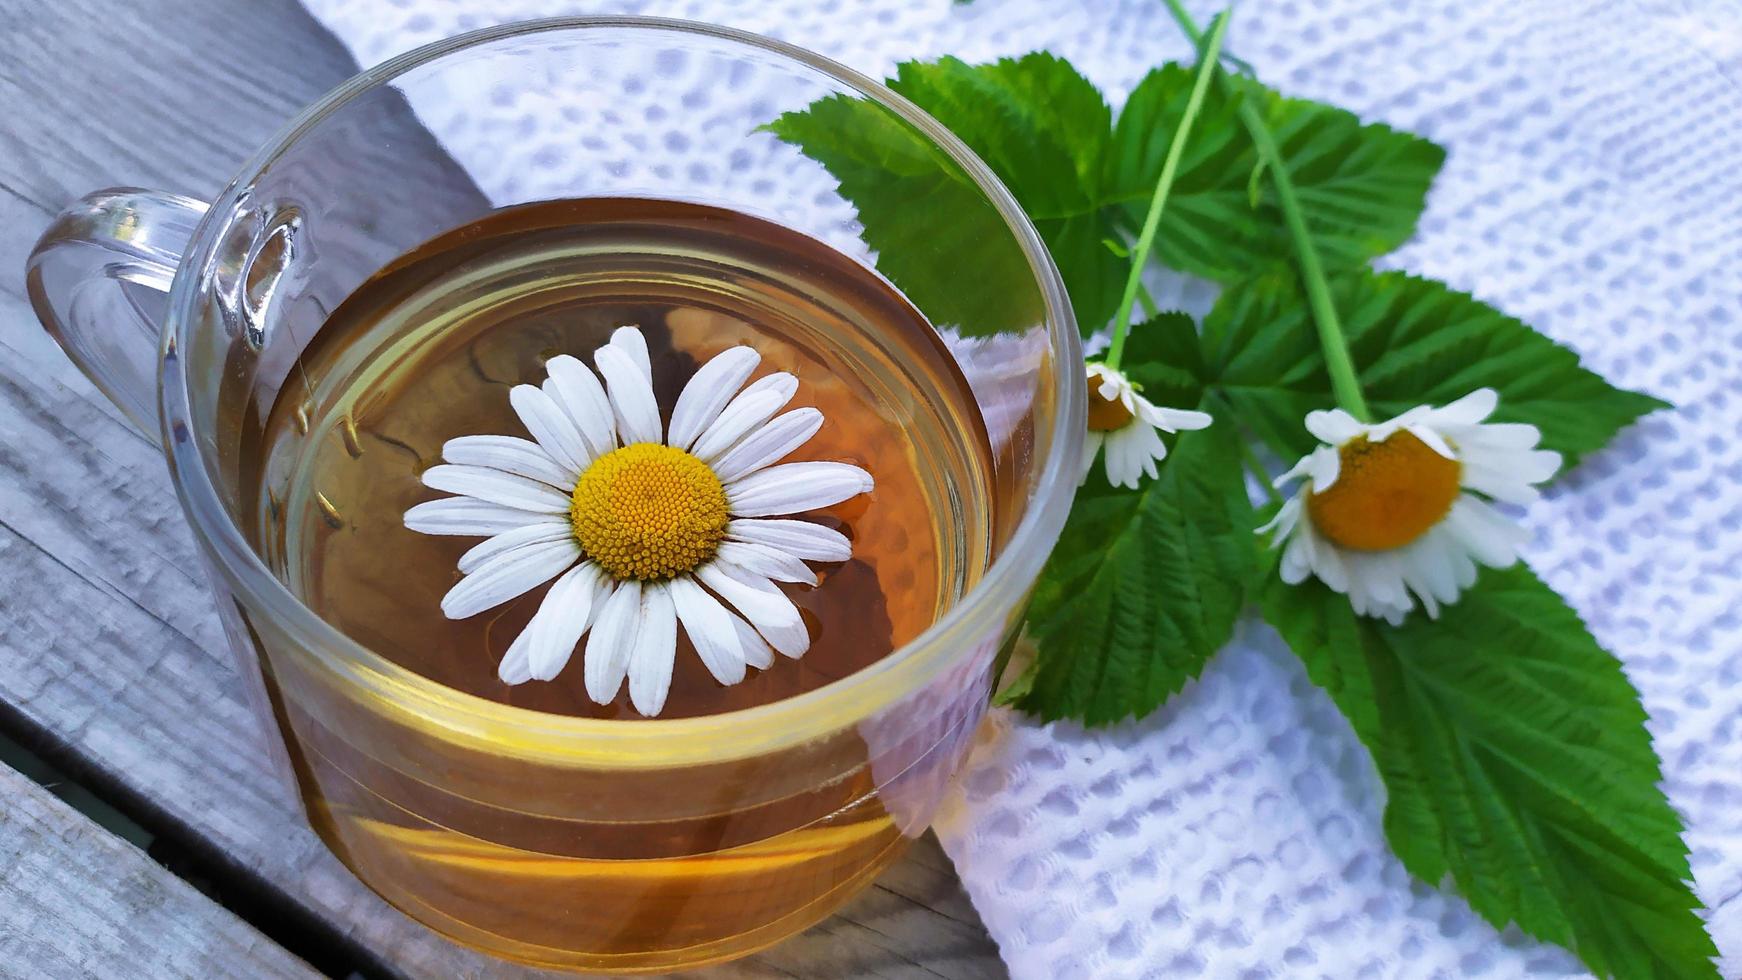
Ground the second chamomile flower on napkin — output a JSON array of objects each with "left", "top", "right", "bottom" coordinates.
[{"left": 1259, "top": 388, "right": 1560, "bottom": 624}]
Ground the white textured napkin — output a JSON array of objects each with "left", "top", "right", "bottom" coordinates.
[{"left": 297, "top": 0, "right": 1742, "bottom": 975}]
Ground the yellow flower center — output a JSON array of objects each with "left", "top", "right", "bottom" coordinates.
[
  {"left": 570, "top": 443, "right": 729, "bottom": 581},
  {"left": 1087, "top": 388, "right": 1135, "bottom": 432},
  {"left": 1306, "top": 431, "right": 1462, "bottom": 551}
]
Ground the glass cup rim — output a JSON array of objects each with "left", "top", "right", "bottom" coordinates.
[{"left": 160, "top": 15, "right": 1085, "bottom": 767}]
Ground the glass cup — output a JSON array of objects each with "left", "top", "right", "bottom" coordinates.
[{"left": 26, "top": 16, "right": 1082, "bottom": 973}]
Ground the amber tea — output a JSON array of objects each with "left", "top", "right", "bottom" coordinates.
[{"left": 241, "top": 198, "right": 998, "bottom": 967}]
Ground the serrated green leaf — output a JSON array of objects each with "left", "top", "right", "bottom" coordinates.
[
  {"left": 1118, "top": 310, "right": 1206, "bottom": 410},
  {"left": 1260, "top": 568, "right": 1718, "bottom": 979},
  {"left": 1017, "top": 426, "right": 1256, "bottom": 724},
  {"left": 992, "top": 657, "right": 1037, "bottom": 707},
  {"left": 895, "top": 53, "right": 1111, "bottom": 192},
  {"left": 1109, "top": 69, "right": 1445, "bottom": 282},
  {"left": 763, "top": 95, "right": 1043, "bottom": 338},
  {"left": 1203, "top": 269, "right": 1670, "bottom": 468},
  {"left": 887, "top": 54, "right": 1127, "bottom": 332},
  {"left": 769, "top": 54, "right": 1127, "bottom": 335},
  {"left": 770, "top": 54, "right": 1446, "bottom": 338}
]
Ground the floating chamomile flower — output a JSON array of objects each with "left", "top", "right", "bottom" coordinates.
[
  {"left": 404, "top": 326, "right": 872, "bottom": 717},
  {"left": 1082, "top": 362, "right": 1213, "bottom": 489},
  {"left": 1258, "top": 388, "right": 1560, "bottom": 624}
]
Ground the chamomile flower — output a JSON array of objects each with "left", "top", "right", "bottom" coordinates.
[
  {"left": 1258, "top": 388, "right": 1560, "bottom": 624},
  {"left": 1082, "top": 362, "right": 1213, "bottom": 488},
  {"left": 404, "top": 326, "right": 872, "bottom": 717}
]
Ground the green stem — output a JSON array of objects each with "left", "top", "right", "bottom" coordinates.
[
  {"left": 1137, "top": 284, "right": 1160, "bottom": 319},
  {"left": 1104, "top": 10, "right": 1230, "bottom": 372},
  {"left": 1161, "top": 1, "right": 1371, "bottom": 421}
]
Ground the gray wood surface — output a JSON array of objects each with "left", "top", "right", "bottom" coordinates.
[
  {"left": 0, "top": 762, "right": 319, "bottom": 980},
  {"left": 0, "top": 0, "right": 1004, "bottom": 976}
]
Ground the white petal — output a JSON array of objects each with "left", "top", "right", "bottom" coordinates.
[
  {"left": 1454, "top": 422, "right": 1543, "bottom": 452},
  {"left": 1273, "top": 452, "right": 1316, "bottom": 489},
  {"left": 1444, "top": 496, "right": 1527, "bottom": 568},
  {"left": 1403, "top": 423, "right": 1457, "bottom": 460},
  {"left": 1134, "top": 398, "right": 1213, "bottom": 433},
  {"left": 1299, "top": 521, "right": 1349, "bottom": 592},
  {"left": 669, "top": 575, "right": 747, "bottom": 686},
  {"left": 1417, "top": 534, "right": 1467, "bottom": 605},
  {"left": 1398, "top": 529, "right": 1467, "bottom": 618},
  {"left": 1371, "top": 406, "right": 1433, "bottom": 442},
  {"left": 716, "top": 540, "right": 818, "bottom": 586},
  {"left": 510, "top": 384, "right": 591, "bottom": 473},
  {"left": 711, "top": 408, "right": 825, "bottom": 483},
  {"left": 668, "top": 346, "right": 761, "bottom": 450},
  {"left": 1085, "top": 363, "right": 1122, "bottom": 393},
  {"left": 725, "top": 462, "right": 874, "bottom": 517},
  {"left": 1100, "top": 426, "right": 1139, "bottom": 489},
  {"left": 543, "top": 355, "right": 618, "bottom": 461},
  {"left": 1432, "top": 388, "right": 1499, "bottom": 427},
  {"left": 596, "top": 345, "right": 663, "bottom": 446},
  {"left": 442, "top": 435, "right": 576, "bottom": 488},
  {"left": 1461, "top": 448, "right": 1562, "bottom": 502},
  {"left": 1131, "top": 425, "right": 1168, "bottom": 482},
  {"left": 1304, "top": 409, "right": 1365, "bottom": 446},
  {"left": 1450, "top": 541, "right": 1480, "bottom": 589},
  {"left": 1256, "top": 495, "right": 1302, "bottom": 539},
  {"left": 1279, "top": 532, "right": 1315, "bottom": 585},
  {"left": 422, "top": 464, "right": 572, "bottom": 514},
  {"left": 691, "top": 373, "right": 799, "bottom": 462},
  {"left": 1407, "top": 525, "right": 1477, "bottom": 609},
  {"left": 1345, "top": 553, "right": 1408, "bottom": 621},
  {"left": 441, "top": 538, "right": 580, "bottom": 619},
  {"left": 1397, "top": 550, "right": 1442, "bottom": 619},
  {"left": 728, "top": 611, "right": 776, "bottom": 670},
  {"left": 1372, "top": 555, "right": 1414, "bottom": 612},
  {"left": 727, "top": 518, "right": 852, "bottom": 562},
  {"left": 1102, "top": 422, "right": 1165, "bottom": 488},
  {"left": 528, "top": 563, "right": 608, "bottom": 681},
  {"left": 1518, "top": 448, "right": 1563, "bottom": 483},
  {"left": 695, "top": 561, "right": 810, "bottom": 658},
  {"left": 1307, "top": 445, "right": 1342, "bottom": 490},
  {"left": 405, "top": 497, "right": 551, "bottom": 536},
  {"left": 628, "top": 583, "right": 678, "bottom": 716},
  {"left": 583, "top": 581, "right": 639, "bottom": 705},
  {"left": 458, "top": 521, "right": 573, "bottom": 574},
  {"left": 497, "top": 626, "right": 535, "bottom": 685},
  {"left": 1460, "top": 462, "right": 1543, "bottom": 505},
  {"left": 610, "top": 326, "right": 652, "bottom": 378}
]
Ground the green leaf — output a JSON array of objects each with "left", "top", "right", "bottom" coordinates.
[
  {"left": 770, "top": 55, "right": 1447, "bottom": 335},
  {"left": 992, "top": 658, "right": 1037, "bottom": 707},
  {"left": 887, "top": 54, "right": 1129, "bottom": 332},
  {"left": 769, "top": 54, "right": 1127, "bottom": 335},
  {"left": 763, "top": 95, "right": 1042, "bottom": 338},
  {"left": 1108, "top": 68, "right": 1445, "bottom": 282},
  {"left": 1117, "top": 310, "right": 1206, "bottom": 411},
  {"left": 1260, "top": 568, "right": 1718, "bottom": 979},
  {"left": 895, "top": 53, "right": 1111, "bottom": 193},
  {"left": 1017, "top": 426, "right": 1256, "bottom": 724},
  {"left": 1203, "top": 269, "right": 1670, "bottom": 468}
]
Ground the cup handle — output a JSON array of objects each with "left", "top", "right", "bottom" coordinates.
[{"left": 26, "top": 188, "right": 210, "bottom": 440}]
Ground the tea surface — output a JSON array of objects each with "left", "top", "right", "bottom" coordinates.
[{"left": 251, "top": 198, "right": 992, "bottom": 719}]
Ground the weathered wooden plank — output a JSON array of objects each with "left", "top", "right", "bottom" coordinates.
[
  {"left": 0, "top": 0, "right": 1004, "bottom": 976},
  {"left": 0, "top": 762, "right": 318, "bottom": 980}
]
